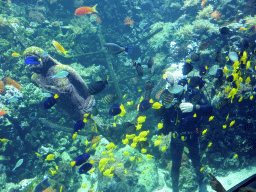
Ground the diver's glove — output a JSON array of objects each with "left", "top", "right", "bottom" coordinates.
[{"left": 179, "top": 102, "right": 193, "bottom": 113}]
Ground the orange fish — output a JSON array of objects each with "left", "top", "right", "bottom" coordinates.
[
  {"left": 75, "top": 4, "right": 98, "bottom": 16},
  {"left": 0, "top": 108, "right": 8, "bottom": 117},
  {"left": 238, "top": 27, "right": 247, "bottom": 31}
]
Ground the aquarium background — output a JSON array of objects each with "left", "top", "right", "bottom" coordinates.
[{"left": 0, "top": 0, "right": 256, "bottom": 191}]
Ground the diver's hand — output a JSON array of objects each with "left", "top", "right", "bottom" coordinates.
[
  {"left": 209, "top": 173, "right": 227, "bottom": 192},
  {"left": 179, "top": 102, "right": 193, "bottom": 113}
]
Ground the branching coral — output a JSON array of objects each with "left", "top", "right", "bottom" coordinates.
[
  {"left": 192, "top": 19, "right": 219, "bottom": 35},
  {"left": 176, "top": 24, "right": 194, "bottom": 40},
  {"left": 182, "top": 0, "right": 200, "bottom": 9},
  {"left": 196, "top": 5, "right": 214, "bottom": 19},
  {"left": 69, "top": 16, "right": 93, "bottom": 35},
  {"left": 29, "top": 11, "right": 45, "bottom": 23},
  {"left": 210, "top": 10, "right": 222, "bottom": 20},
  {"left": 245, "top": 15, "right": 256, "bottom": 27}
]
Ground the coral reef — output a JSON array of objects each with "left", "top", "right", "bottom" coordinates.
[
  {"left": 245, "top": 15, "right": 256, "bottom": 27},
  {"left": 182, "top": 0, "right": 200, "bottom": 9}
]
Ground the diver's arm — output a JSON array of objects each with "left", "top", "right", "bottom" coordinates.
[{"left": 194, "top": 92, "right": 212, "bottom": 113}]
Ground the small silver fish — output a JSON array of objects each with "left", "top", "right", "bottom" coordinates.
[
  {"left": 40, "top": 51, "right": 48, "bottom": 57},
  {"left": 208, "top": 65, "right": 219, "bottom": 76},
  {"left": 51, "top": 71, "right": 69, "bottom": 79},
  {"left": 228, "top": 52, "right": 238, "bottom": 62},
  {"left": 168, "top": 85, "right": 184, "bottom": 94},
  {"left": 12, "top": 159, "right": 23, "bottom": 171},
  {"left": 42, "top": 92, "right": 52, "bottom": 97}
]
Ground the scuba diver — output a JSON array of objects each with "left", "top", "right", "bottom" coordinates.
[{"left": 159, "top": 71, "right": 213, "bottom": 192}]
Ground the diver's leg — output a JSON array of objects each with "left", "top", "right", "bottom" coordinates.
[
  {"left": 171, "top": 138, "right": 184, "bottom": 192},
  {"left": 188, "top": 137, "right": 208, "bottom": 192}
]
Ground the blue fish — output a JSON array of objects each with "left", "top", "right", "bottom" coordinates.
[
  {"left": 79, "top": 163, "right": 92, "bottom": 174},
  {"left": 33, "top": 177, "right": 50, "bottom": 192},
  {"left": 199, "top": 80, "right": 206, "bottom": 89},
  {"left": 74, "top": 120, "right": 85, "bottom": 132},
  {"left": 24, "top": 56, "right": 41, "bottom": 65},
  {"left": 75, "top": 153, "right": 90, "bottom": 166},
  {"left": 178, "top": 78, "right": 188, "bottom": 86},
  {"left": 109, "top": 104, "right": 121, "bottom": 116},
  {"left": 43, "top": 97, "right": 56, "bottom": 109},
  {"left": 215, "top": 69, "right": 223, "bottom": 79},
  {"left": 199, "top": 66, "right": 207, "bottom": 76},
  {"left": 139, "top": 100, "right": 151, "bottom": 112}
]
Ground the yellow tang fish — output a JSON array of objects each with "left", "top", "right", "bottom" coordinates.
[
  {"left": 245, "top": 77, "right": 251, "bottom": 84},
  {"left": 223, "top": 66, "right": 229, "bottom": 74},
  {"left": 246, "top": 61, "right": 251, "bottom": 70},
  {"left": 209, "top": 116, "right": 214, "bottom": 121},
  {"left": 158, "top": 122, "right": 163, "bottom": 129},
  {"left": 202, "top": 129, "right": 208, "bottom": 136},
  {"left": 146, "top": 154, "right": 153, "bottom": 159},
  {"left": 161, "top": 146, "right": 167, "bottom": 152},
  {"left": 186, "top": 59, "right": 191, "bottom": 63},
  {"left": 229, "top": 120, "right": 235, "bottom": 127},
  {"left": 52, "top": 41, "right": 69, "bottom": 56},
  {"left": 72, "top": 132, "right": 77, "bottom": 140},
  {"left": 12, "top": 53, "right": 20, "bottom": 57},
  {"left": 226, "top": 113, "right": 229, "bottom": 121},
  {"left": 137, "top": 116, "right": 146, "bottom": 123},
  {"left": 35, "top": 152, "right": 41, "bottom": 157},
  {"left": 136, "top": 123, "right": 142, "bottom": 130},
  {"left": 152, "top": 102, "right": 163, "bottom": 109},
  {"left": 45, "top": 154, "right": 55, "bottom": 161}
]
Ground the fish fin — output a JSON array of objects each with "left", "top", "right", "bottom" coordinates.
[
  {"left": 92, "top": 4, "right": 98, "bottom": 13},
  {"left": 125, "top": 46, "right": 133, "bottom": 53},
  {"left": 114, "top": 50, "right": 124, "bottom": 54},
  {"left": 64, "top": 51, "right": 69, "bottom": 56}
]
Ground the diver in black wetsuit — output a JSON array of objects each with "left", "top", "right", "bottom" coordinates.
[{"left": 160, "top": 73, "right": 213, "bottom": 192}]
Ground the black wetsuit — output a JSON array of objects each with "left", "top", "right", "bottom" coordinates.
[{"left": 160, "top": 87, "right": 212, "bottom": 192}]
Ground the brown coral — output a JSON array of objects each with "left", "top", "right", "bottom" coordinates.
[
  {"left": 0, "top": 81, "right": 4, "bottom": 94},
  {"left": 6, "top": 77, "right": 21, "bottom": 90},
  {"left": 91, "top": 136, "right": 101, "bottom": 144},
  {"left": 29, "top": 11, "right": 45, "bottom": 23},
  {"left": 124, "top": 17, "right": 134, "bottom": 25},
  {"left": 210, "top": 10, "right": 222, "bottom": 20}
]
